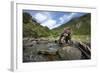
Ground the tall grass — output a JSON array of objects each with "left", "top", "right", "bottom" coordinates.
[{"left": 72, "top": 35, "right": 91, "bottom": 43}]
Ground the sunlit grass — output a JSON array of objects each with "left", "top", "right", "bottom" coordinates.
[{"left": 72, "top": 35, "right": 91, "bottom": 43}]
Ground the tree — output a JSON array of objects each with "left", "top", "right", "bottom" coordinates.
[{"left": 23, "top": 12, "right": 32, "bottom": 24}]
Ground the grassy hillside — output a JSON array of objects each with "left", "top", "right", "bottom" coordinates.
[
  {"left": 23, "top": 12, "right": 51, "bottom": 38},
  {"left": 53, "top": 13, "right": 91, "bottom": 36}
]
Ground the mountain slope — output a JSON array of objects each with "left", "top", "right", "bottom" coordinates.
[
  {"left": 53, "top": 13, "right": 91, "bottom": 35},
  {"left": 23, "top": 12, "right": 51, "bottom": 38}
]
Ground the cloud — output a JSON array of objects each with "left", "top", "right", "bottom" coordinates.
[
  {"left": 59, "top": 13, "right": 77, "bottom": 24},
  {"left": 36, "top": 12, "right": 78, "bottom": 29},
  {"left": 25, "top": 10, "right": 86, "bottom": 29},
  {"left": 33, "top": 12, "right": 58, "bottom": 29},
  {"left": 41, "top": 19, "right": 56, "bottom": 29},
  {"left": 67, "top": 13, "right": 77, "bottom": 19},
  {"left": 59, "top": 17, "right": 65, "bottom": 24},
  {"left": 34, "top": 13, "right": 48, "bottom": 23},
  {"left": 53, "top": 13, "right": 77, "bottom": 28}
]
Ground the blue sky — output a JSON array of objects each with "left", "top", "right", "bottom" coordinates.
[{"left": 23, "top": 10, "right": 87, "bottom": 29}]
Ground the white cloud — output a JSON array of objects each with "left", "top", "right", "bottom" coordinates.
[
  {"left": 59, "top": 14, "right": 70, "bottom": 24},
  {"left": 33, "top": 11, "right": 79, "bottom": 29},
  {"left": 35, "top": 12, "right": 78, "bottom": 29},
  {"left": 59, "top": 17, "right": 65, "bottom": 24},
  {"left": 33, "top": 12, "right": 58, "bottom": 29},
  {"left": 34, "top": 13, "right": 48, "bottom": 23},
  {"left": 42, "top": 12, "right": 51, "bottom": 17},
  {"left": 59, "top": 13, "right": 77, "bottom": 24},
  {"left": 67, "top": 13, "right": 77, "bottom": 19},
  {"left": 41, "top": 19, "right": 56, "bottom": 29}
]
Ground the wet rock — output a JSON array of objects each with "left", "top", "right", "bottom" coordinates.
[
  {"left": 37, "top": 49, "right": 57, "bottom": 55},
  {"left": 34, "top": 55, "right": 49, "bottom": 62},
  {"left": 58, "top": 46, "right": 82, "bottom": 60}
]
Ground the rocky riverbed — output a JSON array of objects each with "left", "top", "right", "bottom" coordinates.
[{"left": 23, "top": 38, "right": 91, "bottom": 62}]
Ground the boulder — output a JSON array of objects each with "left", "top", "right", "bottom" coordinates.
[{"left": 58, "top": 46, "right": 82, "bottom": 60}]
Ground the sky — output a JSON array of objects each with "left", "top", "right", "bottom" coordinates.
[{"left": 23, "top": 10, "right": 87, "bottom": 29}]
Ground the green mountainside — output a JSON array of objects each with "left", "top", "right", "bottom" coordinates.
[
  {"left": 23, "top": 12, "right": 51, "bottom": 38},
  {"left": 53, "top": 14, "right": 91, "bottom": 36}
]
